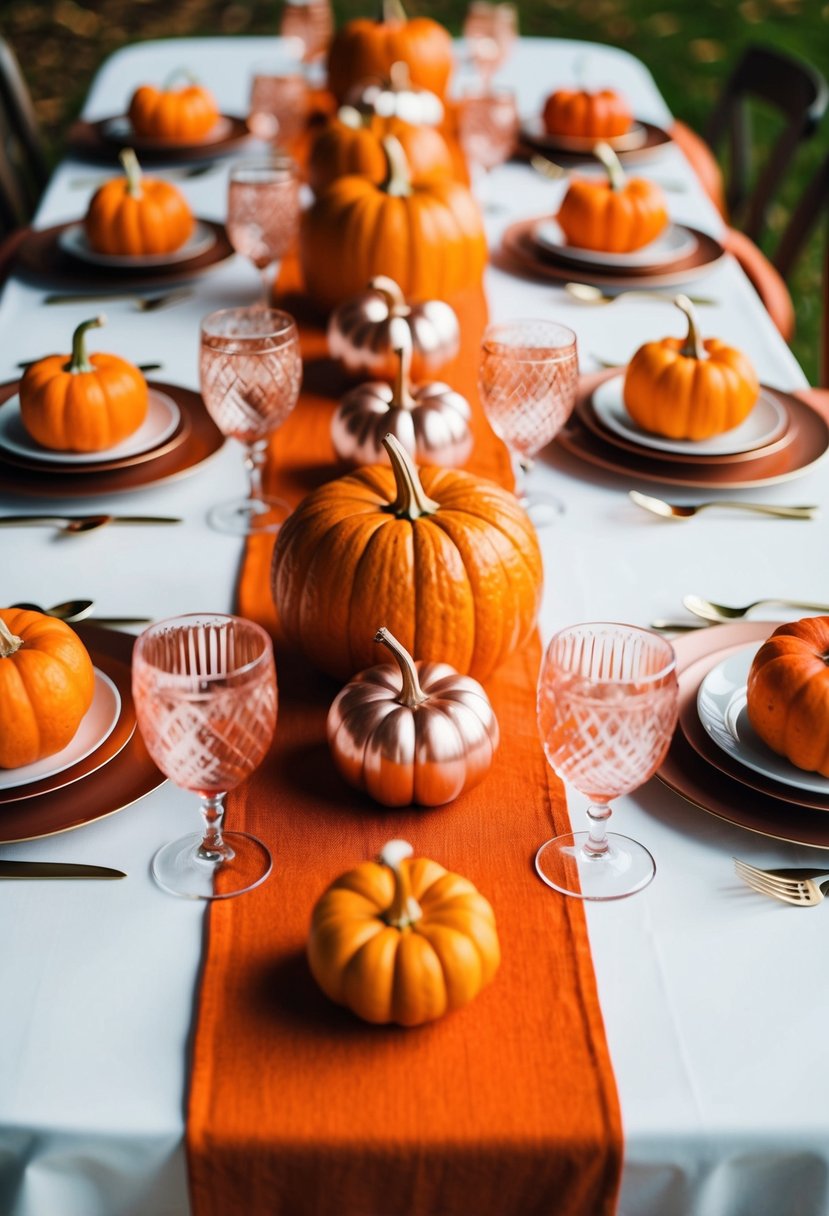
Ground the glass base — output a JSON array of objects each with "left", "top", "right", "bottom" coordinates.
[
  {"left": 208, "top": 495, "right": 291, "bottom": 536},
  {"left": 535, "top": 832, "right": 655, "bottom": 900},
  {"left": 520, "top": 492, "right": 566, "bottom": 528},
  {"left": 152, "top": 831, "right": 272, "bottom": 900}
]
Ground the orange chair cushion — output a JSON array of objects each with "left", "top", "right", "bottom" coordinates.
[
  {"left": 723, "top": 226, "right": 795, "bottom": 343},
  {"left": 670, "top": 119, "right": 728, "bottom": 219}
]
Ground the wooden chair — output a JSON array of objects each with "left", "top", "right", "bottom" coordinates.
[{"left": 0, "top": 37, "right": 49, "bottom": 235}]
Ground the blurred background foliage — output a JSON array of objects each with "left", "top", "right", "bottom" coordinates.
[{"left": 1, "top": 0, "right": 826, "bottom": 381}]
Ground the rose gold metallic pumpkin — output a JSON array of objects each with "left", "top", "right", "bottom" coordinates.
[
  {"left": 331, "top": 332, "right": 472, "bottom": 467},
  {"left": 345, "top": 60, "right": 444, "bottom": 126},
  {"left": 328, "top": 275, "right": 460, "bottom": 381},
  {"left": 327, "top": 627, "right": 500, "bottom": 806}
]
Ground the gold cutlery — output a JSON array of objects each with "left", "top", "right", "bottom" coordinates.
[
  {"left": 12, "top": 600, "right": 152, "bottom": 627},
  {"left": 630, "top": 491, "right": 818, "bottom": 521},
  {"left": 43, "top": 290, "right": 192, "bottom": 312},
  {"left": 734, "top": 857, "right": 829, "bottom": 906},
  {"left": 650, "top": 618, "right": 710, "bottom": 631},
  {"left": 0, "top": 860, "right": 126, "bottom": 879},
  {"left": 0, "top": 514, "right": 181, "bottom": 533},
  {"left": 684, "top": 593, "right": 829, "bottom": 622},
  {"left": 530, "top": 152, "right": 686, "bottom": 191},
  {"left": 568, "top": 283, "right": 717, "bottom": 307}
]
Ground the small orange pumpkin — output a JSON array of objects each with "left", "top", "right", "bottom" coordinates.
[
  {"left": 85, "top": 148, "right": 194, "bottom": 256},
  {"left": 308, "top": 106, "right": 454, "bottom": 195},
  {"left": 19, "top": 316, "right": 149, "bottom": 452},
  {"left": 128, "top": 71, "right": 220, "bottom": 142},
  {"left": 327, "top": 0, "right": 453, "bottom": 103},
  {"left": 301, "top": 136, "right": 486, "bottom": 311},
  {"left": 747, "top": 618, "right": 829, "bottom": 777},
  {"left": 543, "top": 88, "right": 632, "bottom": 139},
  {"left": 0, "top": 609, "right": 95, "bottom": 769},
  {"left": 556, "top": 141, "right": 667, "bottom": 253},
  {"left": 308, "top": 838, "right": 500, "bottom": 1025},
  {"left": 623, "top": 296, "right": 760, "bottom": 440}
]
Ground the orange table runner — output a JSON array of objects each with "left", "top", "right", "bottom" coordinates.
[{"left": 186, "top": 258, "right": 622, "bottom": 1216}]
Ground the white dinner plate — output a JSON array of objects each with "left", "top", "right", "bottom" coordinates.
[
  {"left": 58, "top": 221, "right": 216, "bottom": 268},
  {"left": 592, "top": 375, "right": 788, "bottom": 457},
  {"left": 103, "top": 113, "right": 233, "bottom": 147},
  {"left": 0, "top": 389, "right": 181, "bottom": 465},
  {"left": 522, "top": 114, "right": 649, "bottom": 153},
  {"left": 534, "top": 219, "right": 697, "bottom": 268},
  {"left": 0, "top": 668, "right": 121, "bottom": 790},
  {"left": 697, "top": 644, "right": 829, "bottom": 796}
]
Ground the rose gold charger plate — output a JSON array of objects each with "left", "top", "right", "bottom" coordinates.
[
  {"left": 0, "top": 379, "right": 224, "bottom": 497},
  {"left": 12, "top": 219, "right": 233, "bottom": 289},
  {"left": 556, "top": 371, "right": 829, "bottom": 490},
  {"left": 67, "top": 114, "right": 253, "bottom": 164},
  {"left": 659, "top": 621, "right": 829, "bottom": 849},
  {"left": 518, "top": 118, "right": 672, "bottom": 164},
  {"left": 501, "top": 216, "right": 725, "bottom": 289},
  {"left": 0, "top": 625, "right": 165, "bottom": 842}
]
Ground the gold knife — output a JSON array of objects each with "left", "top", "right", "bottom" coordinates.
[
  {"left": 0, "top": 861, "right": 126, "bottom": 879},
  {"left": 0, "top": 516, "right": 181, "bottom": 526}
]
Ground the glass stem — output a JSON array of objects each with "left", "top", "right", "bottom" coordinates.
[
  {"left": 259, "top": 261, "right": 280, "bottom": 304},
  {"left": 584, "top": 802, "right": 612, "bottom": 858},
  {"left": 244, "top": 439, "right": 268, "bottom": 504},
  {"left": 197, "top": 792, "right": 234, "bottom": 863},
  {"left": 510, "top": 449, "right": 532, "bottom": 504}
]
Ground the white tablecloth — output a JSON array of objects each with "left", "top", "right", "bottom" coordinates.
[{"left": 1, "top": 35, "right": 826, "bottom": 1216}]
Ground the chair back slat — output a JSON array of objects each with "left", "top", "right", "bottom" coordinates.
[{"left": 0, "top": 37, "right": 48, "bottom": 237}]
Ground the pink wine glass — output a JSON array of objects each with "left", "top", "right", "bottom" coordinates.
[
  {"left": 279, "top": 0, "right": 334, "bottom": 62},
  {"left": 226, "top": 157, "right": 300, "bottom": 303},
  {"left": 133, "top": 614, "right": 277, "bottom": 900},
  {"left": 462, "top": 1, "right": 518, "bottom": 89},
  {"left": 457, "top": 85, "right": 519, "bottom": 211},
  {"left": 199, "top": 306, "right": 302, "bottom": 536},
  {"left": 249, "top": 66, "right": 310, "bottom": 150},
  {"left": 478, "top": 318, "right": 578, "bottom": 525},
  {"left": 536, "top": 623, "right": 678, "bottom": 900}
]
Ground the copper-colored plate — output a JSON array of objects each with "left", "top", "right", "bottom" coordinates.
[
  {"left": 656, "top": 621, "right": 829, "bottom": 849},
  {"left": 518, "top": 118, "right": 672, "bottom": 165},
  {"left": 0, "top": 380, "right": 224, "bottom": 497},
  {"left": 0, "top": 647, "right": 135, "bottom": 806},
  {"left": 12, "top": 219, "right": 233, "bottom": 289},
  {"left": 557, "top": 377, "right": 829, "bottom": 490},
  {"left": 0, "top": 625, "right": 165, "bottom": 843},
  {"left": 501, "top": 217, "right": 725, "bottom": 288},
  {"left": 578, "top": 389, "right": 796, "bottom": 467},
  {"left": 67, "top": 113, "right": 253, "bottom": 164}
]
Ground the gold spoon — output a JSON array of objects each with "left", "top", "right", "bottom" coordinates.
[
  {"left": 683, "top": 594, "right": 829, "bottom": 623},
  {"left": 566, "top": 283, "right": 717, "bottom": 307},
  {"left": 629, "top": 491, "right": 818, "bottom": 521},
  {"left": 12, "top": 599, "right": 95, "bottom": 623}
]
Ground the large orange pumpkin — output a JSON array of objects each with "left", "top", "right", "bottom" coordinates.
[
  {"left": 747, "top": 618, "right": 829, "bottom": 777},
  {"left": 542, "top": 88, "right": 632, "bottom": 139},
  {"left": 308, "top": 839, "right": 500, "bottom": 1026},
  {"left": 556, "top": 141, "right": 667, "bottom": 253},
  {"left": 327, "top": 0, "right": 453, "bottom": 103},
  {"left": 128, "top": 72, "right": 219, "bottom": 142},
  {"left": 272, "top": 435, "right": 543, "bottom": 681},
  {"left": 0, "top": 609, "right": 95, "bottom": 769},
  {"left": 85, "top": 148, "right": 194, "bottom": 256},
  {"left": 308, "top": 107, "right": 454, "bottom": 195},
  {"left": 623, "top": 296, "right": 759, "bottom": 440},
  {"left": 20, "top": 316, "right": 149, "bottom": 452},
  {"left": 300, "top": 136, "right": 487, "bottom": 311}
]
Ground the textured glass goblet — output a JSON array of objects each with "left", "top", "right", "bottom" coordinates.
[
  {"left": 536, "top": 623, "right": 678, "bottom": 900},
  {"left": 133, "top": 614, "right": 278, "bottom": 900},
  {"left": 478, "top": 319, "right": 578, "bottom": 524},
  {"left": 199, "top": 306, "right": 302, "bottom": 535},
  {"left": 457, "top": 86, "right": 519, "bottom": 211},
  {"left": 226, "top": 157, "right": 300, "bottom": 303}
]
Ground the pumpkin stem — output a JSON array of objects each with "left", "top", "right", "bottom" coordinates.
[
  {"left": 369, "top": 275, "right": 408, "bottom": 316},
  {"left": 383, "top": 434, "right": 439, "bottom": 518},
  {"left": 675, "top": 294, "right": 706, "bottom": 360},
  {"left": 382, "top": 135, "right": 413, "bottom": 198},
  {"left": 390, "top": 337, "right": 417, "bottom": 410},
  {"left": 119, "top": 147, "right": 143, "bottom": 199},
  {"left": 66, "top": 315, "right": 105, "bottom": 375},
  {"left": 389, "top": 61, "right": 411, "bottom": 92},
  {"left": 0, "top": 617, "right": 23, "bottom": 658},
  {"left": 162, "top": 67, "right": 199, "bottom": 89},
  {"left": 375, "top": 627, "right": 427, "bottom": 708},
  {"left": 338, "top": 105, "right": 366, "bottom": 131},
  {"left": 593, "top": 140, "right": 626, "bottom": 192},
  {"left": 379, "top": 839, "right": 423, "bottom": 929},
  {"left": 380, "top": 0, "right": 407, "bottom": 24}
]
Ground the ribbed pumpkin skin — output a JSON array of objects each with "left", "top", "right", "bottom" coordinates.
[
  {"left": 300, "top": 175, "right": 486, "bottom": 311},
  {"left": 20, "top": 353, "right": 148, "bottom": 452},
  {"left": 623, "top": 337, "right": 759, "bottom": 440},
  {"left": 543, "top": 88, "right": 632, "bottom": 139},
  {"left": 557, "top": 177, "right": 667, "bottom": 253},
  {"left": 327, "top": 18, "right": 453, "bottom": 104},
  {"left": 308, "top": 115, "right": 454, "bottom": 194},
  {"left": 0, "top": 609, "right": 95, "bottom": 768},
  {"left": 747, "top": 618, "right": 829, "bottom": 777},
  {"left": 128, "top": 84, "right": 219, "bottom": 141},
  {"left": 308, "top": 856, "right": 500, "bottom": 1026},
  {"left": 85, "top": 176, "right": 194, "bottom": 256},
  {"left": 272, "top": 463, "right": 543, "bottom": 681}
]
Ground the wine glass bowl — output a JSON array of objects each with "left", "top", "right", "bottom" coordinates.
[
  {"left": 248, "top": 68, "right": 309, "bottom": 147},
  {"left": 226, "top": 157, "right": 300, "bottom": 303},
  {"left": 462, "top": 1, "right": 518, "bottom": 87},
  {"left": 536, "top": 623, "right": 678, "bottom": 900},
  {"left": 133, "top": 614, "right": 278, "bottom": 900},
  {"left": 457, "top": 86, "right": 519, "bottom": 176},
  {"left": 279, "top": 0, "right": 334, "bottom": 62}
]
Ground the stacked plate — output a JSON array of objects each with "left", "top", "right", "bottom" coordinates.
[
  {"left": 558, "top": 371, "right": 829, "bottom": 490},
  {"left": 0, "top": 626, "right": 165, "bottom": 843},
  {"left": 519, "top": 116, "right": 673, "bottom": 165},
  {"left": 68, "top": 112, "right": 253, "bottom": 164},
  {"left": 661, "top": 622, "right": 829, "bottom": 849}
]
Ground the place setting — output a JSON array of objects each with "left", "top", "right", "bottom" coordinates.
[{"left": 518, "top": 78, "right": 673, "bottom": 164}]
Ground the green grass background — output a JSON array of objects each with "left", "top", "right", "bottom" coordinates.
[{"left": 2, "top": 0, "right": 826, "bottom": 381}]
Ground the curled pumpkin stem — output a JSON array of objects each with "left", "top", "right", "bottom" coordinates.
[
  {"left": 375, "top": 627, "right": 427, "bottom": 708},
  {"left": 390, "top": 338, "right": 416, "bottom": 410},
  {"left": 162, "top": 66, "right": 199, "bottom": 89},
  {"left": 592, "top": 140, "right": 626, "bottom": 192},
  {"left": 369, "top": 275, "right": 408, "bottom": 315},
  {"left": 382, "top": 135, "right": 413, "bottom": 198},
  {"left": 378, "top": 839, "right": 423, "bottom": 928},
  {"left": 67, "top": 316, "right": 105, "bottom": 375},
  {"left": 675, "top": 294, "right": 706, "bottom": 360},
  {"left": 0, "top": 618, "right": 23, "bottom": 658},
  {"left": 337, "top": 105, "right": 365, "bottom": 130},
  {"left": 383, "top": 434, "right": 439, "bottom": 518},
  {"left": 119, "top": 147, "right": 143, "bottom": 199}
]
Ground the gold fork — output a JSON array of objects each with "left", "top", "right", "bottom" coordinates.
[{"left": 733, "top": 857, "right": 829, "bottom": 906}]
